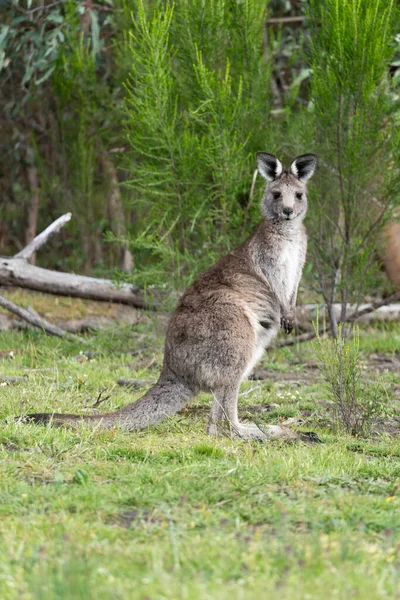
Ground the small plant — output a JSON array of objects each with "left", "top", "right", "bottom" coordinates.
[{"left": 313, "top": 321, "right": 392, "bottom": 435}]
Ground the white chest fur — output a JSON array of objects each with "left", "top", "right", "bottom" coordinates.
[
  {"left": 243, "top": 230, "right": 306, "bottom": 379},
  {"left": 278, "top": 238, "right": 302, "bottom": 302}
]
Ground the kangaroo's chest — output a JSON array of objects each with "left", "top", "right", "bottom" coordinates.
[
  {"left": 260, "top": 236, "right": 305, "bottom": 305},
  {"left": 278, "top": 239, "right": 302, "bottom": 300}
]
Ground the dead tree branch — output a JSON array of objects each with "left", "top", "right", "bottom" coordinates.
[
  {"left": 0, "top": 294, "right": 87, "bottom": 343},
  {"left": 0, "top": 213, "right": 155, "bottom": 310},
  {"left": 15, "top": 213, "right": 72, "bottom": 260},
  {"left": 0, "top": 258, "right": 153, "bottom": 308}
]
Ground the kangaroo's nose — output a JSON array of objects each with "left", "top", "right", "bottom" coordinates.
[{"left": 283, "top": 207, "right": 294, "bottom": 217}]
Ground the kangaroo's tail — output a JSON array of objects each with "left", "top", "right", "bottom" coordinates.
[{"left": 23, "top": 372, "right": 194, "bottom": 431}]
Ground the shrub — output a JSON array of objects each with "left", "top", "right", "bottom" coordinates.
[
  {"left": 313, "top": 321, "right": 392, "bottom": 435},
  {"left": 122, "top": 0, "right": 274, "bottom": 288}
]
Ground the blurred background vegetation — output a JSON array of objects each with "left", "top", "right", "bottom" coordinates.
[{"left": 1, "top": 0, "right": 400, "bottom": 322}]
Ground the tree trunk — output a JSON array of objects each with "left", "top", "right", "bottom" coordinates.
[
  {"left": 382, "top": 222, "right": 400, "bottom": 287},
  {"left": 100, "top": 149, "right": 134, "bottom": 273},
  {"left": 24, "top": 136, "right": 40, "bottom": 265}
]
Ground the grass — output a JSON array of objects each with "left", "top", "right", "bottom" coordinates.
[{"left": 1, "top": 309, "right": 400, "bottom": 599}]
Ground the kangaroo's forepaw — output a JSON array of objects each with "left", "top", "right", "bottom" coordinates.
[{"left": 280, "top": 315, "right": 294, "bottom": 335}]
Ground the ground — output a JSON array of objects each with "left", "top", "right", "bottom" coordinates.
[{"left": 1, "top": 293, "right": 400, "bottom": 599}]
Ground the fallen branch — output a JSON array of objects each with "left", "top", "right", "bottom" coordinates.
[
  {"left": 15, "top": 213, "right": 72, "bottom": 260},
  {"left": 0, "top": 213, "right": 154, "bottom": 311},
  {"left": 0, "top": 295, "right": 87, "bottom": 343},
  {"left": 273, "top": 291, "right": 400, "bottom": 348},
  {"left": 0, "top": 258, "right": 153, "bottom": 309}
]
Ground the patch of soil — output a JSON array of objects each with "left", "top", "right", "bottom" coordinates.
[
  {"left": 373, "top": 418, "right": 400, "bottom": 436},
  {"left": 367, "top": 352, "right": 400, "bottom": 373}
]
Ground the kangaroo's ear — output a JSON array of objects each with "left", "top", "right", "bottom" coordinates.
[
  {"left": 257, "top": 152, "right": 283, "bottom": 181},
  {"left": 290, "top": 154, "right": 318, "bottom": 182}
]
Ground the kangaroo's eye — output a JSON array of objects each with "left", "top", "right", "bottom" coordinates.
[
  {"left": 296, "top": 192, "right": 303, "bottom": 200},
  {"left": 272, "top": 191, "right": 282, "bottom": 200}
]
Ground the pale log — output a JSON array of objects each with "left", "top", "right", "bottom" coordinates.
[{"left": 0, "top": 257, "right": 152, "bottom": 309}]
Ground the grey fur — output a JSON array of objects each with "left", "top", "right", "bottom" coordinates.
[{"left": 26, "top": 153, "right": 318, "bottom": 441}]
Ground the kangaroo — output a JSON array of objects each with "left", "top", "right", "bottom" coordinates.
[{"left": 24, "top": 152, "right": 318, "bottom": 441}]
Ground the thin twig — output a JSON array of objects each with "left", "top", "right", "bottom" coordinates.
[
  {"left": 27, "top": 1, "right": 64, "bottom": 14},
  {"left": 91, "top": 388, "right": 111, "bottom": 408}
]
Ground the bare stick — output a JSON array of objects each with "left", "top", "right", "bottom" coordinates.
[
  {"left": 15, "top": 213, "right": 72, "bottom": 260},
  {"left": 0, "top": 295, "right": 87, "bottom": 343},
  {"left": 273, "top": 290, "right": 400, "bottom": 349},
  {"left": 91, "top": 388, "right": 111, "bottom": 408},
  {"left": 26, "top": 305, "right": 44, "bottom": 320}
]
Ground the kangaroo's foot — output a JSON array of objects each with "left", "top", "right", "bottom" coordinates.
[
  {"left": 208, "top": 421, "right": 322, "bottom": 443},
  {"left": 260, "top": 424, "right": 322, "bottom": 443},
  {"left": 208, "top": 421, "right": 267, "bottom": 440},
  {"left": 208, "top": 421, "right": 293, "bottom": 441},
  {"left": 209, "top": 383, "right": 322, "bottom": 443}
]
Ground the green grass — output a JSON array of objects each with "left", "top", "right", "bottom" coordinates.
[{"left": 1, "top": 318, "right": 400, "bottom": 599}]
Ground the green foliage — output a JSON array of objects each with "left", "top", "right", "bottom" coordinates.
[
  {"left": 305, "top": 0, "right": 400, "bottom": 333},
  {"left": 0, "top": 1, "right": 132, "bottom": 273},
  {"left": 1, "top": 1, "right": 69, "bottom": 91},
  {"left": 313, "top": 321, "right": 393, "bottom": 435},
  {"left": 123, "top": 0, "right": 273, "bottom": 288}
]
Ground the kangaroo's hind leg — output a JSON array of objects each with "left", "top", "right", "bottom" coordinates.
[
  {"left": 210, "top": 382, "right": 270, "bottom": 441},
  {"left": 210, "top": 382, "right": 301, "bottom": 442},
  {"left": 208, "top": 394, "right": 227, "bottom": 437}
]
